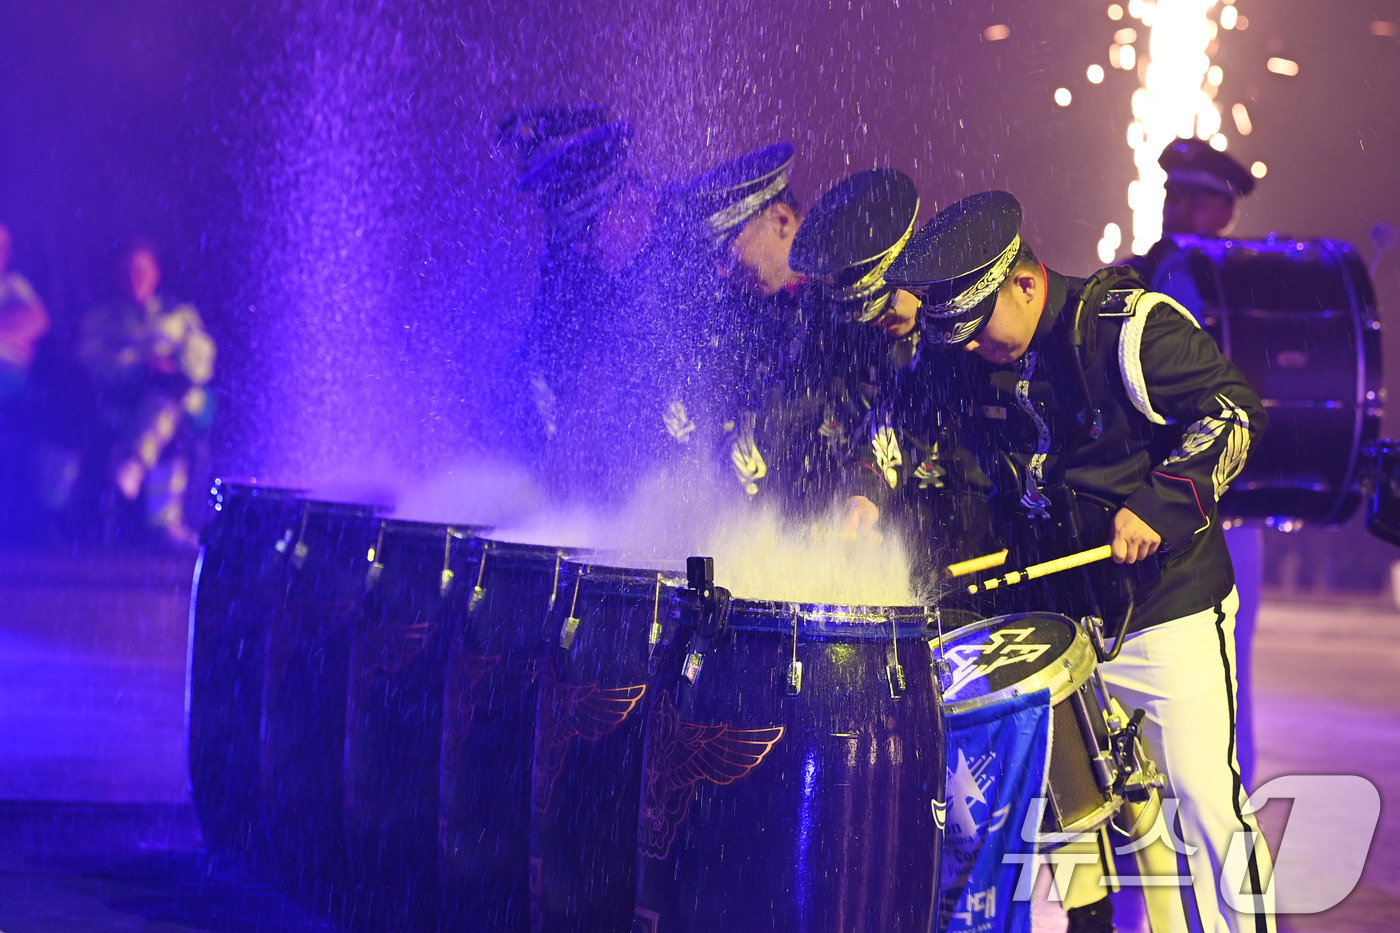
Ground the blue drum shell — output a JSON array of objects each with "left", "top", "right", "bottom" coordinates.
[
  {"left": 188, "top": 480, "right": 305, "bottom": 862},
  {"left": 530, "top": 561, "right": 684, "bottom": 933},
  {"left": 439, "top": 539, "right": 568, "bottom": 933},
  {"left": 259, "top": 499, "right": 384, "bottom": 914},
  {"left": 635, "top": 600, "right": 945, "bottom": 933},
  {"left": 342, "top": 518, "right": 477, "bottom": 930}
]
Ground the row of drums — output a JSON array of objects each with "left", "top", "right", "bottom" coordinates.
[{"left": 188, "top": 481, "right": 1135, "bottom": 933}]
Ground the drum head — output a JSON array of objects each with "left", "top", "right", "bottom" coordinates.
[{"left": 932, "top": 613, "right": 1091, "bottom": 711}]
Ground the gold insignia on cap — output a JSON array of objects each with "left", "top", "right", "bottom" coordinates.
[
  {"left": 707, "top": 172, "right": 790, "bottom": 240},
  {"left": 924, "top": 234, "right": 1022, "bottom": 318}
]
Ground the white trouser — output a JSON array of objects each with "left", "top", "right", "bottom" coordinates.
[{"left": 1098, "top": 589, "right": 1275, "bottom": 933}]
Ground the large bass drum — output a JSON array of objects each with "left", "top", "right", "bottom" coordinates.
[{"left": 1151, "top": 236, "right": 1383, "bottom": 525}]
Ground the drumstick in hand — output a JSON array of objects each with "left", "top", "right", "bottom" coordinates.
[
  {"left": 945, "top": 549, "right": 1009, "bottom": 578},
  {"left": 967, "top": 545, "right": 1113, "bottom": 594}
]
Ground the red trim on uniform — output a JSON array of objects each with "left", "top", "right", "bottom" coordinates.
[
  {"left": 780, "top": 274, "right": 811, "bottom": 294},
  {"left": 1152, "top": 470, "right": 1208, "bottom": 524}
]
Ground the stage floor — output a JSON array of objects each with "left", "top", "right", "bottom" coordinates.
[{"left": 0, "top": 546, "right": 1394, "bottom": 932}]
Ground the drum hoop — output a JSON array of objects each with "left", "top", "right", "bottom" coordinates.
[
  {"left": 299, "top": 498, "right": 390, "bottom": 517},
  {"left": 560, "top": 560, "right": 686, "bottom": 589},
  {"left": 474, "top": 538, "right": 570, "bottom": 562},
  {"left": 722, "top": 600, "right": 935, "bottom": 638},
  {"left": 375, "top": 519, "right": 485, "bottom": 540},
  {"left": 935, "top": 614, "right": 1097, "bottom": 714},
  {"left": 211, "top": 479, "right": 308, "bottom": 500}
]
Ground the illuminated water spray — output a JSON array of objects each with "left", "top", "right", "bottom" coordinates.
[{"left": 1094, "top": 0, "right": 1259, "bottom": 262}]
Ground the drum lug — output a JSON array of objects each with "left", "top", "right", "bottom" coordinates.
[
  {"left": 1080, "top": 615, "right": 1107, "bottom": 659},
  {"left": 1090, "top": 751, "right": 1116, "bottom": 792},
  {"left": 365, "top": 525, "right": 386, "bottom": 590},
  {"left": 886, "top": 659, "right": 907, "bottom": 699},
  {"left": 468, "top": 547, "right": 490, "bottom": 615},
  {"left": 289, "top": 505, "right": 312, "bottom": 570},
  {"left": 933, "top": 657, "right": 953, "bottom": 694},
  {"left": 786, "top": 660, "right": 803, "bottom": 696},
  {"left": 683, "top": 650, "right": 705, "bottom": 684},
  {"left": 557, "top": 576, "right": 584, "bottom": 649},
  {"left": 559, "top": 615, "right": 582, "bottom": 650},
  {"left": 439, "top": 531, "right": 457, "bottom": 598}
]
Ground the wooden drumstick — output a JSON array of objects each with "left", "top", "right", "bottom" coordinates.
[
  {"left": 967, "top": 545, "right": 1113, "bottom": 594},
  {"left": 945, "top": 549, "right": 1010, "bottom": 578}
]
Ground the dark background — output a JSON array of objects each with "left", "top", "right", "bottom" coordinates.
[{"left": 2, "top": 0, "right": 1397, "bottom": 493}]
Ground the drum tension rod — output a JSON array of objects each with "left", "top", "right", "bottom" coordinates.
[
  {"left": 439, "top": 529, "right": 456, "bottom": 598},
  {"left": 468, "top": 544, "right": 491, "bottom": 615},
  {"left": 365, "top": 524, "right": 386, "bottom": 590},
  {"left": 559, "top": 575, "right": 584, "bottom": 650},
  {"left": 886, "top": 613, "right": 906, "bottom": 700},
  {"left": 290, "top": 505, "right": 311, "bottom": 570},
  {"left": 786, "top": 612, "right": 802, "bottom": 697}
]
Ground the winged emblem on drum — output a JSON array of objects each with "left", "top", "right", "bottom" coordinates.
[
  {"left": 357, "top": 615, "right": 438, "bottom": 675},
  {"left": 639, "top": 690, "right": 785, "bottom": 861},
  {"left": 532, "top": 671, "right": 649, "bottom": 814},
  {"left": 440, "top": 652, "right": 504, "bottom": 782},
  {"left": 942, "top": 627, "right": 1052, "bottom": 699}
]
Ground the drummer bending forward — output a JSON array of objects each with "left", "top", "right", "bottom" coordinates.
[{"left": 848, "top": 191, "right": 1274, "bottom": 933}]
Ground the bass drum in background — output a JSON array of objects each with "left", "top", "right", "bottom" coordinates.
[{"left": 1152, "top": 236, "right": 1383, "bottom": 526}]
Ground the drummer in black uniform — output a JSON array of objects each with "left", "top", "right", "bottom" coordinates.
[
  {"left": 657, "top": 144, "right": 810, "bottom": 501},
  {"left": 854, "top": 191, "right": 1274, "bottom": 933},
  {"left": 501, "top": 106, "right": 659, "bottom": 503},
  {"left": 782, "top": 167, "right": 975, "bottom": 543}
]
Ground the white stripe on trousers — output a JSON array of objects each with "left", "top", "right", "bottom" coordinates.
[{"left": 1099, "top": 588, "right": 1276, "bottom": 933}]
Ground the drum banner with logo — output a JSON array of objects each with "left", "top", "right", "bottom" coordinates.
[{"left": 941, "top": 688, "right": 1051, "bottom": 933}]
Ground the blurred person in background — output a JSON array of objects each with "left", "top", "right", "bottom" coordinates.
[
  {"left": 0, "top": 222, "right": 52, "bottom": 538},
  {"left": 1128, "top": 137, "right": 1257, "bottom": 290},
  {"left": 0, "top": 222, "right": 50, "bottom": 398},
  {"left": 657, "top": 143, "right": 809, "bottom": 497},
  {"left": 78, "top": 239, "right": 214, "bottom": 548},
  {"left": 782, "top": 167, "right": 942, "bottom": 526}
]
